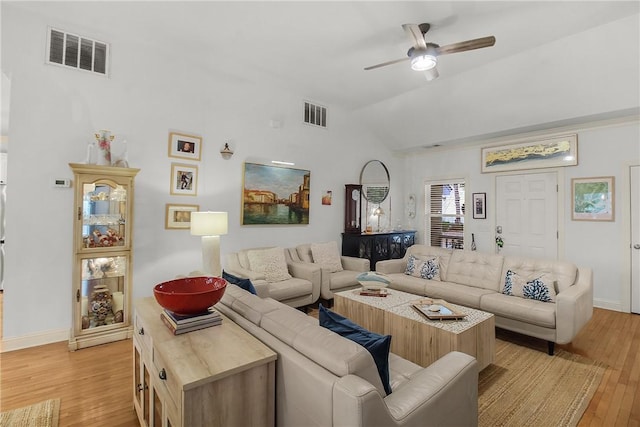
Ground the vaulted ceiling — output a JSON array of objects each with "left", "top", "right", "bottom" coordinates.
[{"left": 8, "top": 1, "right": 640, "bottom": 152}]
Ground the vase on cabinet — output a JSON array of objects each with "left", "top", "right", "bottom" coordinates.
[
  {"left": 95, "top": 130, "right": 114, "bottom": 166},
  {"left": 90, "top": 284, "right": 113, "bottom": 326}
]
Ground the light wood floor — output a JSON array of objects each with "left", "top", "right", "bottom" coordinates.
[{"left": 1, "top": 305, "right": 638, "bottom": 426}]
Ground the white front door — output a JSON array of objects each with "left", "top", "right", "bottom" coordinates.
[
  {"left": 496, "top": 172, "right": 558, "bottom": 259},
  {"left": 631, "top": 165, "right": 640, "bottom": 313}
]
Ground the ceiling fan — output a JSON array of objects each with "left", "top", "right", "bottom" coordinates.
[{"left": 364, "top": 23, "right": 496, "bottom": 81}]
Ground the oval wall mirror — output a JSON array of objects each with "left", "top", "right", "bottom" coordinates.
[{"left": 359, "top": 160, "right": 390, "bottom": 204}]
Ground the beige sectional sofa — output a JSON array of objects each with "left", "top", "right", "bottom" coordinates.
[
  {"left": 376, "top": 245, "right": 593, "bottom": 355},
  {"left": 226, "top": 246, "right": 321, "bottom": 308},
  {"left": 215, "top": 284, "right": 479, "bottom": 427}
]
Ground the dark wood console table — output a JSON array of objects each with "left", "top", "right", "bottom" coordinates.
[{"left": 341, "top": 230, "right": 416, "bottom": 270}]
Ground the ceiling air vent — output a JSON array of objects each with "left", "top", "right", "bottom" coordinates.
[
  {"left": 46, "top": 27, "right": 109, "bottom": 76},
  {"left": 303, "top": 101, "right": 327, "bottom": 128}
]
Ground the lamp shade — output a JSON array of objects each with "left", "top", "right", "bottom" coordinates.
[{"left": 190, "top": 211, "right": 228, "bottom": 236}]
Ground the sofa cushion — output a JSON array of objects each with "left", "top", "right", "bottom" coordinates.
[
  {"left": 405, "top": 254, "right": 440, "bottom": 281},
  {"left": 330, "top": 270, "right": 362, "bottom": 290},
  {"left": 311, "top": 241, "right": 344, "bottom": 273},
  {"left": 502, "top": 256, "right": 577, "bottom": 292},
  {"left": 424, "top": 281, "right": 494, "bottom": 309},
  {"left": 219, "top": 284, "right": 281, "bottom": 325},
  {"left": 247, "top": 247, "right": 292, "bottom": 282},
  {"left": 480, "top": 293, "right": 556, "bottom": 328},
  {"left": 222, "top": 270, "right": 257, "bottom": 295},
  {"left": 295, "top": 244, "right": 314, "bottom": 263},
  {"left": 446, "top": 250, "right": 504, "bottom": 291},
  {"left": 262, "top": 277, "right": 311, "bottom": 301},
  {"left": 387, "top": 274, "right": 429, "bottom": 296},
  {"left": 319, "top": 304, "right": 392, "bottom": 395}
]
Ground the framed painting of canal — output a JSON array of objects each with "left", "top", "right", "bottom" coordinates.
[
  {"left": 572, "top": 176, "right": 615, "bottom": 221},
  {"left": 242, "top": 162, "right": 311, "bottom": 225},
  {"left": 481, "top": 134, "right": 577, "bottom": 173}
]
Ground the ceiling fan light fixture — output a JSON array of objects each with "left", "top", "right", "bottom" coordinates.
[{"left": 410, "top": 54, "right": 437, "bottom": 71}]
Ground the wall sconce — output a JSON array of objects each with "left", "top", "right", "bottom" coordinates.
[
  {"left": 190, "top": 211, "right": 228, "bottom": 276},
  {"left": 220, "top": 143, "right": 234, "bottom": 160}
]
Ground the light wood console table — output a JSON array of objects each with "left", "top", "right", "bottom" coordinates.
[
  {"left": 334, "top": 289, "right": 495, "bottom": 370},
  {"left": 133, "top": 297, "right": 277, "bottom": 427}
]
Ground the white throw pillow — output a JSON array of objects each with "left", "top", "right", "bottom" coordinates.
[
  {"left": 310, "top": 241, "right": 343, "bottom": 273},
  {"left": 247, "top": 247, "right": 292, "bottom": 282}
]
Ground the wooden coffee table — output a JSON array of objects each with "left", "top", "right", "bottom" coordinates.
[{"left": 334, "top": 288, "right": 495, "bottom": 370}]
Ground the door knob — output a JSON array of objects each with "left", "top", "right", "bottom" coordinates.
[{"left": 634, "top": 244, "right": 640, "bottom": 250}]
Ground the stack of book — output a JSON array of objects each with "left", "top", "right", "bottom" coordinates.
[{"left": 160, "top": 308, "right": 222, "bottom": 335}]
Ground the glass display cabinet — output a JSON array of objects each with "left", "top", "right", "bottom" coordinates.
[{"left": 69, "top": 163, "right": 140, "bottom": 350}]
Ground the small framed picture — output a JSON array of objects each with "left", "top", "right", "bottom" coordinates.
[
  {"left": 472, "top": 192, "right": 487, "bottom": 219},
  {"left": 170, "top": 163, "right": 198, "bottom": 196},
  {"left": 165, "top": 204, "right": 199, "bottom": 229},
  {"left": 572, "top": 176, "right": 614, "bottom": 221},
  {"left": 322, "top": 190, "right": 332, "bottom": 205},
  {"left": 168, "top": 132, "right": 202, "bottom": 161}
]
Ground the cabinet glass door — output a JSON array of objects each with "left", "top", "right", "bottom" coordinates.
[
  {"left": 82, "top": 182, "right": 127, "bottom": 249},
  {"left": 79, "top": 255, "right": 127, "bottom": 330}
]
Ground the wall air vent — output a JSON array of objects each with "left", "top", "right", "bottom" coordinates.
[
  {"left": 46, "top": 27, "right": 109, "bottom": 76},
  {"left": 303, "top": 101, "right": 327, "bottom": 128}
]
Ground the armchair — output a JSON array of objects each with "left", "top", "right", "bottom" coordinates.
[
  {"left": 286, "top": 242, "right": 370, "bottom": 303},
  {"left": 225, "top": 246, "right": 320, "bottom": 308}
]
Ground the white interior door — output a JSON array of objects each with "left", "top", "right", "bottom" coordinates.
[
  {"left": 496, "top": 172, "right": 558, "bottom": 259},
  {"left": 631, "top": 165, "right": 640, "bottom": 313}
]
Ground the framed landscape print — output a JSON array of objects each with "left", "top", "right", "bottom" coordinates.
[
  {"left": 242, "top": 162, "right": 310, "bottom": 225},
  {"left": 170, "top": 163, "right": 198, "bottom": 196},
  {"left": 165, "top": 204, "right": 199, "bottom": 229},
  {"left": 481, "top": 134, "right": 578, "bottom": 173},
  {"left": 168, "top": 132, "right": 202, "bottom": 161},
  {"left": 572, "top": 176, "right": 614, "bottom": 221}
]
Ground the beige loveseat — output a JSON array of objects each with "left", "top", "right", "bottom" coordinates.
[
  {"left": 376, "top": 245, "right": 593, "bottom": 355},
  {"left": 225, "top": 246, "right": 320, "bottom": 308},
  {"left": 286, "top": 242, "right": 370, "bottom": 303},
  {"left": 215, "top": 284, "right": 479, "bottom": 427}
]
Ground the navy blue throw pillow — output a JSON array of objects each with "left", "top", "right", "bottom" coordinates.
[
  {"left": 222, "top": 270, "right": 257, "bottom": 295},
  {"left": 318, "top": 304, "right": 392, "bottom": 395}
]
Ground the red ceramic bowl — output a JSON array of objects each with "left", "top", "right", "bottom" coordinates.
[{"left": 153, "top": 276, "right": 227, "bottom": 315}]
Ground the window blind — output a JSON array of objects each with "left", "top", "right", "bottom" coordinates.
[{"left": 425, "top": 181, "right": 465, "bottom": 249}]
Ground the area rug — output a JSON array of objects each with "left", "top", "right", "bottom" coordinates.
[
  {"left": 0, "top": 398, "right": 60, "bottom": 427},
  {"left": 479, "top": 338, "right": 605, "bottom": 427}
]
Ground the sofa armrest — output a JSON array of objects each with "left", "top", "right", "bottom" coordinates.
[
  {"left": 287, "top": 261, "right": 322, "bottom": 302},
  {"left": 333, "top": 352, "right": 478, "bottom": 427},
  {"left": 341, "top": 256, "right": 370, "bottom": 272},
  {"left": 555, "top": 266, "right": 593, "bottom": 344},
  {"left": 223, "top": 267, "right": 270, "bottom": 298},
  {"left": 375, "top": 258, "right": 407, "bottom": 275}
]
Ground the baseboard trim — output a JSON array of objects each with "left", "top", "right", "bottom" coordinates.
[
  {"left": 1, "top": 328, "right": 68, "bottom": 353},
  {"left": 593, "top": 298, "right": 624, "bottom": 313}
]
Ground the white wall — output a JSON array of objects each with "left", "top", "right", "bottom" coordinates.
[
  {"left": 0, "top": 5, "right": 401, "bottom": 347},
  {"left": 403, "top": 121, "right": 640, "bottom": 311}
]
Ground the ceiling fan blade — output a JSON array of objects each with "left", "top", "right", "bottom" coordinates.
[
  {"left": 402, "top": 23, "right": 427, "bottom": 50},
  {"left": 436, "top": 36, "right": 496, "bottom": 55},
  {"left": 364, "top": 57, "right": 410, "bottom": 71}
]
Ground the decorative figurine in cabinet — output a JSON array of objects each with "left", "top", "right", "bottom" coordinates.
[{"left": 69, "top": 163, "right": 140, "bottom": 350}]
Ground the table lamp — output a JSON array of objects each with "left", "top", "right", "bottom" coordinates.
[
  {"left": 373, "top": 206, "right": 385, "bottom": 232},
  {"left": 190, "top": 211, "right": 228, "bottom": 276}
]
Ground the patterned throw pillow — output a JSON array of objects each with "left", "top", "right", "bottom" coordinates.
[
  {"left": 405, "top": 255, "right": 440, "bottom": 281},
  {"left": 523, "top": 277, "right": 556, "bottom": 302},
  {"left": 247, "top": 247, "right": 292, "bottom": 283},
  {"left": 503, "top": 270, "right": 556, "bottom": 302},
  {"left": 310, "top": 241, "right": 344, "bottom": 273}
]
